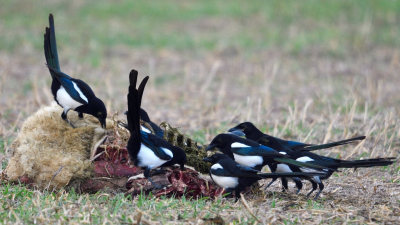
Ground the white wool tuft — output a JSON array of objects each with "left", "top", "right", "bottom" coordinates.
[{"left": 5, "top": 103, "right": 113, "bottom": 190}]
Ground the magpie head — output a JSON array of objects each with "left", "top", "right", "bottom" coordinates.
[
  {"left": 228, "top": 122, "right": 262, "bottom": 140},
  {"left": 206, "top": 134, "right": 234, "bottom": 154},
  {"left": 91, "top": 98, "right": 107, "bottom": 128},
  {"left": 171, "top": 147, "right": 187, "bottom": 170},
  {"left": 202, "top": 153, "right": 229, "bottom": 164}
]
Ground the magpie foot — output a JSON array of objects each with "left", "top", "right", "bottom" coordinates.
[
  {"left": 264, "top": 178, "right": 276, "bottom": 191},
  {"left": 296, "top": 189, "right": 301, "bottom": 195},
  {"left": 306, "top": 190, "right": 315, "bottom": 198},
  {"left": 78, "top": 112, "right": 84, "bottom": 119},
  {"left": 314, "top": 190, "right": 322, "bottom": 200},
  {"left": 67, "top": 120, "right": 76, "bottom": 128}
]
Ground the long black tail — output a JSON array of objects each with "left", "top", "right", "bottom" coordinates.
[
  {"left": 274, "top": 158, "right": 337, "bottom": 172},
  {"left": 294, "top": 136, "right": 366, "bottom": 151},
  {"left": 44, "top": 14, "right": 60, "bottom": 79},
  {"left": 258, "top": 172, "right": 323, "bottom": 179},
  {"left": 126, "top": 70, "right": 148, "bottom": 160},
  {"left": 335, "top": 157, "right": 396, "bottom": 168}
]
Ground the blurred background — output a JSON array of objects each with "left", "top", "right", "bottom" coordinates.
[
  {"left": 1, "top": 2, "right": 399, "bottom": 222},
  {"left": 0, "top": 0, "right": 399, "bottom": 149}
]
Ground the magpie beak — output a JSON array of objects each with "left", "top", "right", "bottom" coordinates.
[
  {"left": 202, "top": 157, "right": 212, "bottom": 163},
  {"left": 206, "top": 144, "right": 219, "bottom": 151},
  {"left": 99, "top": 117, "right": 106, "bottom": 129}
]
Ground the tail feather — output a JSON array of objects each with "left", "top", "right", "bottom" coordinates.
[
  {"left": 336, "top": 157, "right": 395, "bottom": 168},
  {"left": 258, "top": 172, "right": 324, "bottom": 179},
  {"left": 275, "top": 158, "right": 337, "bottom": 172},
  {"left": 126, "top": 70, "right": 142, "bottom": 162},
  {"left": 295, "top": 136, "right": 366, "bottom": 151},
  {"left": 127, "top": 70, "right": 140, "bottom": 134},
  {"left": 137, "top": 76, "right": 149, "bottom": 110},
  {"left": 44, "top": 14, "right": 60, "bottom": 79}
]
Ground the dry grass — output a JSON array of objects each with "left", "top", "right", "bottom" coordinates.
[{"left": 1, "top": 1, "right": 400, "bottom": 224}]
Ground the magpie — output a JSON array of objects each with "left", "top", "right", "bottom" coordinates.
[
  {"left": 228, "top": 122, "right": 365, "bottom": 151},
  {"left": 206, "top": 133, "right": 331, "bottom": 172},
  {"left": 229, "top": 122, "right": 395, "bottom": 199},
  {"left": 202, "top": 154, "right": 322, "bottom": 201},
  {"left": 44, "top": 14, "right": 107, "bottom": 128},
  {"left": 126, "top": 70, "right": 187, "bottom": 189}
]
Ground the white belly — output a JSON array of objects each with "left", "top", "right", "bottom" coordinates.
[
  {"left": 211, "top": 174, "right": 239, "bottom": 189},
  {"left": 137, "top": 143, "right": 171, "bottom": 169},
  {"left": 56, "top": 86, "right": 84, "bottom": 110},
  {"left": 233, "top": 153, "right": 263, "bottom": 168},
  {"left": 276, "top": 164, "right": 292, "bottom": 173}
]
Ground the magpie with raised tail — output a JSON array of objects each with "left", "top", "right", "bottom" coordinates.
[
  {"left": 126, "top": 70, "right": 187, "bottom": 189},
  {"left": 202, "top": 154, "right": 323, "bottom": 201},
  {"left": 228, "top": 122, "right": 365, "bottom": 151},
  {"left": 228, "top": 122, "right": 395, "bottom": 199},
  {"left": 44, "top": 14, "right": 107, "bottom": 128}
]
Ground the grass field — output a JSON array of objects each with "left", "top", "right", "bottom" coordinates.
[{"left": 1, "top": 0, "right": 400, "bottom": 224}]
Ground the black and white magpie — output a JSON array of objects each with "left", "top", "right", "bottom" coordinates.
[
  {"left": 228, "top": 122, "right": 365, "bottom": 151},
  {"left": 205, "top": 133, "right": 330, "bottom": 172},
  {"left": 126, "top": 70, "right": 187, "bottom": 189},
  {"left": 229, "top": 122, "right": 396, "bottom": 199},
  {"left": 202, "top": 154, "right": 322, "bottom": 201},
  {"left": 44, "top": 14, "right": 107, "bottom": 128}
]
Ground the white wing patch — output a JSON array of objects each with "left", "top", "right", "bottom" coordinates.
[
  {"left": 141, "top": 126, "right": 151, "bottom": 134},
  {"left": 279, "top": 152, "right": 287, "bottom": 155},
  {"left": 161, "top": 147, "right": 173, "bottom": 158},
  {"left": 233, "top": 153, "right": 263, "bottom": 168},
  {"left": 211, "top": 163, "right": 223, "bottom": 170},
  {"left": 72, "top": 81, "right": 88, "bottom": 103},
  {"left": 231, "top": 142, "right": 250, "bottom": 148},
  {"left": 297, "top": 156, "right": 321, "bottom": 174},
  {"left": 296, "top": 156, "right": 314, "bottom": 163}
]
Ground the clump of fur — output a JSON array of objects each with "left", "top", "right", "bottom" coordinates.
[{"left": 6, "top": 102, "right": 113, "bottom": 190}]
